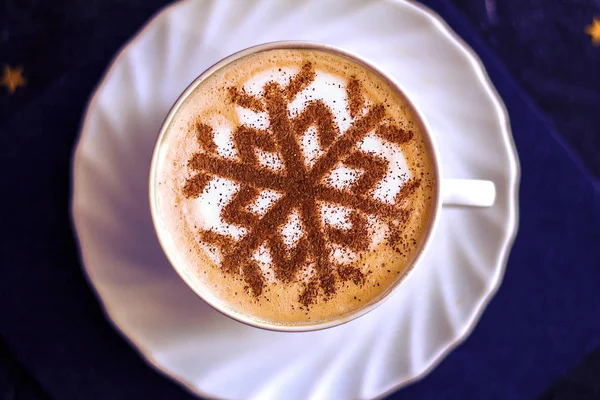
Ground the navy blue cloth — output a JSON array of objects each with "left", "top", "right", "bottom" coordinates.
[
  {"left": 0, "top": 1, "right": 598, "bottom": 399},
  {"left": 454, "top": 0, "right": 600, "bottom": 181},
  {"left": 539, "top": 347, "right": 600, "bottom": 399}
]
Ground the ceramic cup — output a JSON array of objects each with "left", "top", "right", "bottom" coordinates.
[{"left": 149, "top": 41, "right": 496, "bottom": 331}]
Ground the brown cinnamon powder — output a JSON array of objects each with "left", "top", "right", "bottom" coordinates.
[
  {"left": 229, "top": 86, "right": 265, "bottom": 113},
  {"left": 346, "top": 76, "right": 364, "bottom": 118},
  {"left": 182, "top": 59, "right": 418, "bottom": 306},
  {"left": 285, "top": 62, "right": 315, "bottom": 100}
]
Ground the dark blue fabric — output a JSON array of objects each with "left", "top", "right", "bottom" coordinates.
[
  {"left": 539, "top": 347, "right": 600, "bottom": 399},
  {"left": 0, "top": 1, "right": 598, "bottom": 399},
  {"left": 454, "top": 0, "right": 600, "bottom": 181}
]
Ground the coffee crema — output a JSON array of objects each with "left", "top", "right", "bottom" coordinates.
[{"left": 153, "top": 48, "right": 436, "bottom": 326}]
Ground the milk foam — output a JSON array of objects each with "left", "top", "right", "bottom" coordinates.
[
  {"left": 185, "top": 68, "right": 411, "bottom": 269},
  {"left": 154, "top": 48, "right": 436, "bottom": 325}
]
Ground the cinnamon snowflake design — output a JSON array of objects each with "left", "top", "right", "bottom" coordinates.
[{"left": 182, "top": 62, "right": 418, "bottom": 306}]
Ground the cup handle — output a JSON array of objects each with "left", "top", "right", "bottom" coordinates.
[{"left": 441, "top": 179, "right": 496, "bottom": 207}]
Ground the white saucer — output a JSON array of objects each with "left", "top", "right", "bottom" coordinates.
[{"left": 72, "top": 1, "right": 519, "bottom": 399}]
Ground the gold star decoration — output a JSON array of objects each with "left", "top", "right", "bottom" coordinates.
[
  {"left": 585, "top": 17, "right": 600, "bottom": 46},
  {"left": 1, "top": 65, "right": 26, "bottom": 94}
]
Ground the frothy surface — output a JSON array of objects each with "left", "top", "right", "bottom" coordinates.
[{"left": 153, "top": 48, "right": 436, "bottom": 326}]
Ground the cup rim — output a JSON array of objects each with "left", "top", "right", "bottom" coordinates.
[{"left": 149, "top": 40, "right": 442, "bottom": 332}]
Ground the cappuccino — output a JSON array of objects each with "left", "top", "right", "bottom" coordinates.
[{"left": 152, "top": 48, "right": 436, "bottom": 326}]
